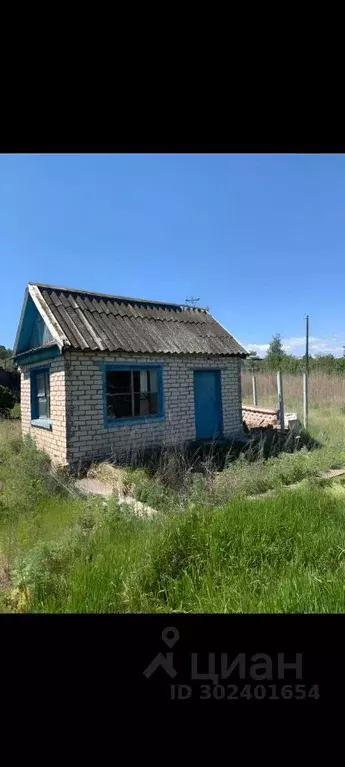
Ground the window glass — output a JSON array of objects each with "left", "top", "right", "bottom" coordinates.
[
  {"left": 107, "top": 370, "right": 131, "bottom": 394},
  {"left": 106, "top": 368, "right": 160, "bottom": 419},
  {"left": 38, "top": 397, "right": 48, "bottom": 418},
  {"left": 36, "top": 373, "right": 46, "bottom": 397},
  {"left": 32, "top": 370, "right": 50, "bottom": 420},
  {"left": 149, "top": 369, "right": 158, "bottom": 393},
  {"left": 140, "top": 370, "right": 148, "bottom": 392},
  {"left": 107, "top": 393, "right": 132, "bottom": 419},
  {"left": 133, "top": 370, "right": 141, "bottom": 393}
]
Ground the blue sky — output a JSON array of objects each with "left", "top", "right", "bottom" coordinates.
[{"left": 1, "top": 153, "right": 345, "bottom": 356}]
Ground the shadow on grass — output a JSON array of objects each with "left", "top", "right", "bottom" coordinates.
[
  {"left": 182, "top": 428, "right": 321, "bottom": 472},
  {"left": 239, "top": 426, "right": 320, "bottom": 459},
  {"left": 94, "top": 426, "right": 321, "bottom": 477}
]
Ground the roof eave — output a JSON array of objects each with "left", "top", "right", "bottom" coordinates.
[
  {"left": 28, "top": 284, "right": 71, "bottom": 351},
  {"left": 211, "top": 316, "right": 249, "bottom": 358},
  {"left": 59, "top": 347, "right": 247, "bottom": 358}
]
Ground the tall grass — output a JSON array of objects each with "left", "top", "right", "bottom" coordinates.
[
  {"left": 28, "top": 488, "right": 345, "bottom": 613},
  {"left": 0, "top": 424, "right": 91, "bottom": 572}
]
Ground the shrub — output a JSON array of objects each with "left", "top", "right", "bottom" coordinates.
[
  {"left": 0, "top": 436, "right": 69, "bottom": 523},
  {"left": 0, "top": 386, "right": 15, "bottom": 417},
  {"left": 11, "top": 402, "right": 21, "bottom": 419},
  {"left": 11, "top": 536, "right": 78, "bottom": 602},
  {"left": 0, "top": 419, "right": 22, "bottom": 463}
]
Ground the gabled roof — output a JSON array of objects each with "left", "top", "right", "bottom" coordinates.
[{"left": 15, "top": 283, "right": 248, "bottom": 358}]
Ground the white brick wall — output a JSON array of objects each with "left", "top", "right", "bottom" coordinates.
[
  {"left": 64, "top": 351, "right": 243, "bottom": 465},
  {"left": 19, "top": 351, "right": 243, "bottom": 466},
  {"left": 19, "top": 356, "right": 68, "bottom": 465}
]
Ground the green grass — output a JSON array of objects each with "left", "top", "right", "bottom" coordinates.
[
  {"left": 0, "top": 425, "right": 104, "bottom": 602},
  {"left": 27, "top": 489, "right": 345, "bottom": 613},
  {"left": 2, "top": 403, "right": 345, "bottom": 613}
]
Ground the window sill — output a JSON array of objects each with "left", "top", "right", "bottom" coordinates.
[
  {"left": 30, "top": 418, "right": 52, "bottom": 431},
  {"left": 105, "top": 414, "right": 165, "bottom": 428}
]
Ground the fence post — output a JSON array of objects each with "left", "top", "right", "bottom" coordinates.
[
  {"left": 303, "top": 372, "right": 308, "bottom": 430},
  {"left": 252, "top": 373, "right": 257, "bottom": 407},
  {"left": 277, "top": 371, "right": 285, "bottom": 431}
]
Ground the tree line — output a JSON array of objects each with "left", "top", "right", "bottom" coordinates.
[
  {"left": 244, "top": 334, "right": 345, "bottom": 375},
  {"left": 0, "top": 345, "right": 14, "bottom": 370},
  {"left": 3, "top": 337, "right": 345, "bottom": 376}
]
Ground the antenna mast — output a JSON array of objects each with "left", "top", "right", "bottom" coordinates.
[{"left": 185, "top": 296, "right": 200, "bottom": 308}]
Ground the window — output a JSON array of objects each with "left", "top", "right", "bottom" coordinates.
[
  {"left": 31, "top": 368, "right": 51, "bottom": 426},
  {"left": 105, "top": 366, "right": 163, "bottom": 423}
]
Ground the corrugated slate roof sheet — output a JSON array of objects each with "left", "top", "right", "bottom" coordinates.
[{"left": 30, "top": 283, "right": 248, "bottom": 357}]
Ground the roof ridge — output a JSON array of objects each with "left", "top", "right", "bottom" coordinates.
[{"left": 30, "top": 283, "right": 208, "bottom": 313}]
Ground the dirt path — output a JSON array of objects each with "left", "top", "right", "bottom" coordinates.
[
  {"left": 76, "top": 467, "right": 345, "bottom": 506},
  {"left": 318, "top": 469, "right": 345, "bottom": 479},
  {"left": 75, "top": 477, "right": 158, "bottom": 517},
  {"left": 247, "top": 468, "right": 345, "bottom": 500}
]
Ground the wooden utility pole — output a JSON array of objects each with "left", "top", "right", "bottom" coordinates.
[
  {"left": 277, "top": 371, "right": 285, "bottom": 430},
  {"left": 303, "top": 315, "right": 309, "bottom": 430}
]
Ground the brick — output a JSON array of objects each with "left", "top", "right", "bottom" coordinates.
[{"left": 21, "top": 352, "right": 243, "bottom": 466}]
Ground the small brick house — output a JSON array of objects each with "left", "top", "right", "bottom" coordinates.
[{"left": 13, "top": 283, "right": 248, "bottom": 466}]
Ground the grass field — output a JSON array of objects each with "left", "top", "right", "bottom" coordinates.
[{"left": 1, "top": 374, "right": 345, "bottom": 613}]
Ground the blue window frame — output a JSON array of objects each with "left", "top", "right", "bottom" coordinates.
[
  {"left": 30, "top": 366, "right": 52, "bottom": 430},
  {"left": 103, "top": 363, "right": 164, "bottom": 427}
]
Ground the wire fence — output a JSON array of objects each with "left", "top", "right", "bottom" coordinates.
[{"left": 242, "top": 370, "right": 345, "bottom": 413}]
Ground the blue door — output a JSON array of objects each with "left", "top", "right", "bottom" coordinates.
[{"left": 194, "top": 370, "right": 223, "bottom": 440}]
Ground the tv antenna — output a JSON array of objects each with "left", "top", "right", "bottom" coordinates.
[{"left": 185, "top": 296, "right": 200, "bottom": 307}]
